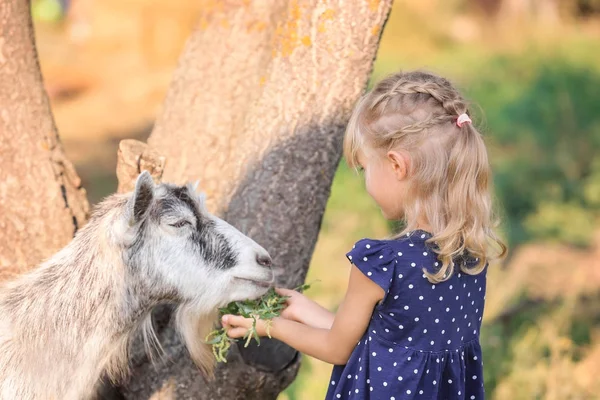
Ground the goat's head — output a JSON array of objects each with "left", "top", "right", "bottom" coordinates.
[{"left": 108, "top": 171, "right": 273, "bottom": 375}]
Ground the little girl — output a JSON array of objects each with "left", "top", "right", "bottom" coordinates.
[{"left": 222, "top": 70, "right": 507, "bottom": 399}]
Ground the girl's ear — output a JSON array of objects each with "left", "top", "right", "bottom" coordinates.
[{"left": 386, "top": 150, "right": 409, "bottom": 181}]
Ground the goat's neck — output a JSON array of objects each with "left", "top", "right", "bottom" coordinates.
[{"left": 0, "top": 227, "right": 149, "bottom": 397}]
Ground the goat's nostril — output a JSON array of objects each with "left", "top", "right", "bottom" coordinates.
[{"left": 256, "top": 254, "right": 272, "bottom": 268}]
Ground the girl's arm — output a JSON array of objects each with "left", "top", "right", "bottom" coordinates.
[
  {"left": 222, "top": 266, "right": 384, "bottom": 365},
  {"left": 277, "top": 288, "right": 335, "bottom": 329}
]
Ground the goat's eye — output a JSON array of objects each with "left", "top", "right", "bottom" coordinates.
[{"left": 169, "top": 220, "right": 191, "bottom": 228}]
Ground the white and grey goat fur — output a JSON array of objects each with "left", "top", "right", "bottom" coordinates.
[{"left": 0, "top": 171, "right": 273, "bottom": 400}]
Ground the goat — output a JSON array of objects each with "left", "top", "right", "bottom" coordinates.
[{"left": 0, "top": 171, "right": 273, "bottom": 399}]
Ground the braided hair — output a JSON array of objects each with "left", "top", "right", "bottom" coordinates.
[{"left": 344, "top": 70, "right": 506, "bottom": 283}]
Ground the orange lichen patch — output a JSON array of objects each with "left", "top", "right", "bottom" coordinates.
[
  {"left": 197, "top": 19, "right": 209, "bottom": 31},
  {"left": 272, "top": 0, "right": 305, "bottom": 57},
  {"left": 372, "top": 25, "right": 381, "bottom": 36},
  {"left": 259, "top": 76, "right": 267, "bottom": 86},
  {"left": 196, "top": 0, "right": 225, "bottom": 31},
  {"left": 369, "top": 0, "right": 380, "bottom": 12},
  {"left": 195, "top": 0, "right": 249, "bottom": 31},
  {"left": 321, "top": 8, "right": 336, "bottom": 20},
  {"left": 301, "top": 35, "right": 312, "bottom": 47},
  {"left": 289, "top": 1, "right": 301, "bottom": 21},
  {"left": 199, "top": 0, "right": 247, "bottom": 13},
  {"left": 247, "top": 20, "right": 267, "bottom": 33},
  {"left": 219, "top": 18, "right": 230, "bottom": 29},
  {"left": 40, "top": 138, "right": 51, "bottom": 151},
  {"left": 317, "top": 8, "right": 336, "bottom": 33}
]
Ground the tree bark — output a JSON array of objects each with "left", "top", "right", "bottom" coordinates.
[
  {"left": 0, "top": 0, "right": 391, "bottom": 397},
  {"left": 0, "top": 0, "right": 89, "bottom": 281},
  {"left": 115, "top": 139, "right": 167, "bottom": 194},
  {"left": 117, "top": 1, "right": 393, "bottom": 398}
]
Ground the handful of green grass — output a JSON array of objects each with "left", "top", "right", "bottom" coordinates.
[{"left": 205, "top": 284, "right": 310, "bottom": 363}]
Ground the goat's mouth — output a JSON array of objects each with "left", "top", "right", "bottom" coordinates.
[{"left": 234, "top": 277, "right": 273, "bottom": 288}]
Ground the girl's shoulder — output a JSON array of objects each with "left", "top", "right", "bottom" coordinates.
[
  {"left": 348, "top": 230, "right": 433, "bottom": 260},
  {"left": 345, "top": 231, "right": 433, "bottom": 291}
]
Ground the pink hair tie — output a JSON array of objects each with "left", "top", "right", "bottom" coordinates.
[{"left": 456, "top": 113, "right": 472, "bottom": 128}]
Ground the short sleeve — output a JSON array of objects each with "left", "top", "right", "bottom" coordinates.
[{"left": 346, "top": 239, "right": 396, "bottom": 293}]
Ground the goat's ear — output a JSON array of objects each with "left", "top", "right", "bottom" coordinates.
[
  {"left": 188, "top": 180, "right": 200, "bottom": 193},
  {"left": 130, "top": 171, "right": 155, "bottom": 223}
]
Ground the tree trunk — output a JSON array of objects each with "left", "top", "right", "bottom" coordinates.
[
  {"left": 117, "top": 1, "right": 393, "bottom": 398},
  {"left": 0, "top": 0, "right": 391, "bottom": 397},
  {"left": 0, "top": 0, "right": 89, "bottom": 281}
]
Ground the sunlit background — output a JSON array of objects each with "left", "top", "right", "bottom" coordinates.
[{"left": 31, "top": 0, "right": 600, "bottom": 398}]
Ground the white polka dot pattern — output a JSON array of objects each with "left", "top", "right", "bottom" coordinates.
[{"left": 326, "top": 232, "right": 486, "bottom": 400}]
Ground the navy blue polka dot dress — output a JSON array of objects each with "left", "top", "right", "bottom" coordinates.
[{"left": 325, "top": 230, "right": 486, "bottom": 400}]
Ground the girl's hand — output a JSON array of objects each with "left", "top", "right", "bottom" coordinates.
[
  {"left": 277, "top": 288, "right": 313, "bottom": 321},
  {"left": 221, "top": 314, "right": 272, "bottom": 339},
  {"left": 277, "top": 287, "right": 334, "bottom": 329},
  {"left": 218, "top": 267, "right": 385, "bottom": 366}
]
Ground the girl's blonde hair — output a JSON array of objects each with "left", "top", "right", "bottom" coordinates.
[{"left": 344, "top": 70, "right": 507, "bottom": 283}]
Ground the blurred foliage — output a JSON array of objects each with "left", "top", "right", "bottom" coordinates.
[
  {"left": 571, "top": 0, "right": 600, "bottom": 17},
  {"left": 31, "top": 0, "right": 65, "bottom": 23},
  {"left": 485, "top": 295, "right": 600, "bottom": 399},
  {"left": 468, "top": 60, "right": 600, "bottom": 247}
]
